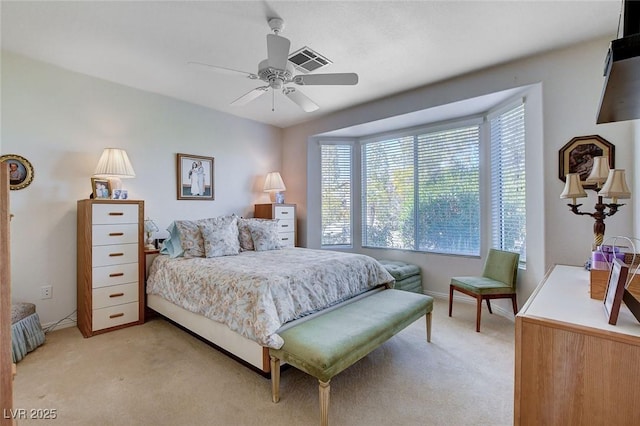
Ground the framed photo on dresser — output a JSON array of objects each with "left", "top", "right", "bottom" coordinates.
[{"left": 604, "top": 258, "right": 629, "bottom": 325}]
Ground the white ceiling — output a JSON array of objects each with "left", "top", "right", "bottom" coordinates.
[{"left": 1, "top": 1, "right": 621, "bottom": 129}]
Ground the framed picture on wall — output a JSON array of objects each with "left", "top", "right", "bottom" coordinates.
[
  {"left": 0, "top": 154, "right": 34, "bottom": 190},
  {"left": 176, "top": 153, "right": 215, "bottom": 200},
  {"left": 558, "top": 135, "right": 614, "bottom": 189}
]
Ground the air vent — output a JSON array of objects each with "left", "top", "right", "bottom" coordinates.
[{"left": 288, "top": 46, "right": 332, "bottom": 74}]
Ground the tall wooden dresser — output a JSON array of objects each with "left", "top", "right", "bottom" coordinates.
[
  {"left": 254, "top": 203, "right": 296, "bottom": 247},
  {"left": 77, "top": 199, "right": 144, "bottom": 337}
]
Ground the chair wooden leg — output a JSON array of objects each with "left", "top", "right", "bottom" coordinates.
[
  {"left": 511, "top": 295, "right": 518, "bottom": 315},
  {"left": 486, "top": 298, "right": 493, "bottom": 314},
  {"left": 425, "top": 312, "right": 432, "bottom": 343},
  {"left": 448, "top": 285, "right": 454, "bottom": 317},
  {"left": 476, "top": 295, "right": 482, "bottom": 332}
]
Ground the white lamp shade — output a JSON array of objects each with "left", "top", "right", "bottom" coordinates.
[
  {"left": 263, "top": 172, "right": 286, "bottom": 192},
  {"left": 585, "top": 156, "right": 610, "bottom": 185},
  {"left": 144, "top": 219, "right": 159, "bottom": 233},
  {"left": 94, "top": 148, "right": 136, "bottom": 178},
  {"left": 599, "top": 169, "right": 631, "bottom": 200},
  {"left": 560, "top": 173, "right": 587, "bottom": 199}
]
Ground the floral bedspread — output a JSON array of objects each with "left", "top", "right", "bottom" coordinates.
[{"left": 146, "top": 248, "right": 394, "bottom": 348}]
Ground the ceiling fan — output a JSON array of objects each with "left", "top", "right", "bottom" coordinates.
[{"left": 189, "top": 18, "right": 358, "bottom": 112}]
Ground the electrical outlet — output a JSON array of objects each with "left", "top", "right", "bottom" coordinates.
[{"left": 41, "top": 285, "right": 52, "bottom": 299}]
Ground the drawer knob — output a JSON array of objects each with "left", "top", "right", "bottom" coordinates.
[
  {"left": 109, "top": 313, "right": 125, "bottom": 319},
  {"left": 109, "top": 293, "right": 125, "bottom": 298},
  {"left": 282, "top": 224, "right": 289, "bottom": 228},
  {"left": 109, "top": 232, "right": 124, "bottom": 237},
  {"left": 282, "top": 237, "right": 289, "bottom": 241},
  {"left": 281, "top": 211, "right": 289, "bottom": 215},
  {"left": 109, "top": 272, "right": 124, "bottom": 277},
  {"left": 109, "top": 253, "right": 124, "bottom": 257},
  {"left": 108, "top": 212, "right": 124, "bottom": 216}
]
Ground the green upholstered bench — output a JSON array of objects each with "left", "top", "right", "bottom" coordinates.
[
  {"left": 378, "top": 259, "right": 423, "bottom": 293},
  {"left": 269, "top": 289, "right": 433, "bottom": 426}
]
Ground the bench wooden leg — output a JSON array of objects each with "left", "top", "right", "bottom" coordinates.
[
  {"left": 270, "top": 356, "right": 280, "bottom": 403},
  {"left": 425, "top": 312, "right": 432, "bottom": 343},
  {"left": 319, "top": 379, "right": 330, "bottom": 426}
]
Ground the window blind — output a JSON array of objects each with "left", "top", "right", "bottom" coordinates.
[
  {"left": 361, "top": 136, "right": 415, "bottom": 249},
  {"left": 490, "top": 102, "right": 526, "bottom": 262},
  {"left": 320, "top": 144, "right": 352, "bottom": 246},
  {"left": 416, "top": 126, "right": 480, "bottom": 255}
]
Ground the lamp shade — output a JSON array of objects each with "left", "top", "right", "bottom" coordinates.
[
  {"left": 144, "top": 219, "right": 159, "bottom": 233},
  {"left": 599, "top": 169, "right": 631, "bottom": 201},
  {"left": 94, "top": 148, "right": 136, "bottom": 178},
  {"left": 585, "top": 156, "right": 610, "bottom": 186},
  {"left": 263, "top": 172, "right": 286, "bottom": 192},
  {"left": 560, "top": 173, "right": 587, "bottom": 200}
]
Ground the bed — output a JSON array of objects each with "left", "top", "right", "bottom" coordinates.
[{"left": 146, "top": 216, "right": 394, "bottom": 372}]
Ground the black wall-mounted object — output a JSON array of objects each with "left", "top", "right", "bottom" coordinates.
[{"left": 597, "top": 0, "right": 640, "bottom": 124}]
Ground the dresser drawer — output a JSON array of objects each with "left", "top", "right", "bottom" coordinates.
[
  {"left": 92, "top": 302, "right": 139, "bottom": 331},
  {"left": 92, "top": 282, "right": 139, "bottom": 310},
  {"left": 274, "top": 205, "right": 295, "bottom": 219},
  {"left": 92, "top": 203, "right": 139, "bottom": 224},
  {"left": 277, "top": 219, "right": 294, "bottom": 234},
  {"left": 278, "top": 232, "right": 295, "bottom": 247},
  {"left": 92, "top": 224, "right": 139, "bottom": 246},
  {"left": 92, "top": 243, "right": 138, "bottom": 267},
  {"left": 92, "top": 263, "right": 139, "bottom": 288}
]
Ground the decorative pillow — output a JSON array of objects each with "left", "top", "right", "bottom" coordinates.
[
  {"left": 237, "top": 217, "right": 272, "bottom": 251},
  {"left": 160, "top": 221, "right": 185, "bottom": 258},
  {"left": 199, "top": 216, "right": 240, "bottom": 258},
  {"left": 247, "top": 219, "right": 281, "bottom": 251},
  {"left": 174, "top": 219, "right": 208, "bottom": 258}
]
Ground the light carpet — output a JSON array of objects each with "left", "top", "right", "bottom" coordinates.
[{"left": 13, "top": 299, "right": 514, "bottom": 425}]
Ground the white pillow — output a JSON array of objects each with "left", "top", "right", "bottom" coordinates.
[
  {"left": 247, "top": 219, "right": 281, "bottom": 251},
  {"left": 199, "top": 216, "right": 240, "bottom": 258}
]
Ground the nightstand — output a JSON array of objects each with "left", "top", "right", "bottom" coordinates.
[
  {"left": 77, "top": 199, "right": 144, "bottom": 337},
  {"left": 254, "top": 203, "right": 296, "bottom": 247},
  {"left": 144, "top": 248, "right": 160, "bottom": 279}
]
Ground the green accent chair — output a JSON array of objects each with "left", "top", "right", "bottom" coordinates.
[{"left": 449, "top": 249, "right": 519, "bottom": 332}]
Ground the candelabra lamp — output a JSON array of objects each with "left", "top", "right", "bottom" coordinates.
[{"left": 560, "top": 156, "right": 631, "bottom": 249}]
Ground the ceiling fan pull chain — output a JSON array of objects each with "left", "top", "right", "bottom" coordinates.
[{"left": 272, "top": 89, "right": 275, "bottom": 112}]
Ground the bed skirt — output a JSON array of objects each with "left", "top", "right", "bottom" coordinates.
[{"left": 12, "top": 304, "right": 46, "bottom": 363}]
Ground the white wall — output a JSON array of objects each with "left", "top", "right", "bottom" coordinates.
[
  {"left": 282, "top": 36, "right": 635, "bottom": 312},
  {"left": 1, "top": 51, "right": 282, "bottom": 326}
]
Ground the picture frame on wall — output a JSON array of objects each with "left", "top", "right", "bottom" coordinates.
[
  {"left": 0, "top": 153, "right": 34, "bottom": 190},
  {"left": 91, "top": 177, "right": 111, "bottom": 199},
  {"left": 176, "top": 153, "right": 215, "bottom": 200},
  {"left": 558, "top": 135, "right": 614, "bottom": 189}
]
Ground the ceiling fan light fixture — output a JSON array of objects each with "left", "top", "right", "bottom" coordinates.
[{"left": 189, "top": 17, "right": 357, "bottom": 113}]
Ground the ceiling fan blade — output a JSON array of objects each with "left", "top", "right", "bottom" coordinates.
[
  {"left": 188, "top": 62, "right": 258, "bottom": 79},
  {"left": 283, "top": 88, "right": 319, "bottom": 112},
  {"left": 231, "top": 87, "right": 269, "bottom": 106},
  {"left": 267, "top": 34, "right": 291, "bottom": 69},
  {"left": 293, "top": 73, "right": 359, "bottom": 85}
]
